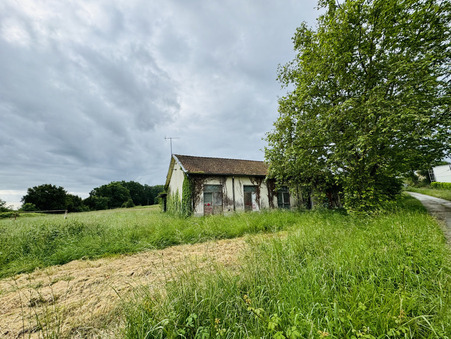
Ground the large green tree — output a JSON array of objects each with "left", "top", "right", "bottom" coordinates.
[
  {"left": 21, "top": 184, "right": 68, "bottom": 211},
  {"left": 87, "top": 181, "right": 132, "bottom": 209},
  {"left": 85, "top": 181, "right": 164, "bottom": 210},
  {"left": 266, "top": 0, "right": 450, "bottom": 212}
]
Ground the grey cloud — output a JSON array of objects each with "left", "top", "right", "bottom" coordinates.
[{"left": 0, "top": 0, "right": 319, "bottom": 207}]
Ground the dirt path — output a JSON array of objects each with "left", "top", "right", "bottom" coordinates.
[
  {"left": 408, "top": 192, "right": 451, "bottom": 245},
  {"left": 0, "top": 237, "right": 248, "bottom": 338}
]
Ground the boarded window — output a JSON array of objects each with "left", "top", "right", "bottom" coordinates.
[
  {"left": 204, "top": 185, "right": 223, "bottom": 215},
  {"left": 277, "top": 186, "right": 290, "bottom": 209},
  {"left": 244, "top": 185, "right": 259, "bottom": 212}
]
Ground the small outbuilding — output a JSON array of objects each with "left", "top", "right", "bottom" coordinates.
[
  {"left": 431, "top": 164, "right": 451, "bottom": 183},
  {"left": 164, "top": 154, "right": 294, "bottom": 216}
]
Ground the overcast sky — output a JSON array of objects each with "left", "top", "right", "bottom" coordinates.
[{"left": 0, "top": 0, "right": 321, "bottom": 208}]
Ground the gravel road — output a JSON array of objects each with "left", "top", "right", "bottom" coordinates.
[{"left": 408, "top": 192, "right": 451, "bottom": 245}]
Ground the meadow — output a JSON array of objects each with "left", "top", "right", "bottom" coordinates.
[
  {"left": 1, "top": 196, "right": 450, "bottom": 338},
  {"left": 0, "top": 205, "right": 300, "bottom": 278},
  {"left": 124, "top": 197, "right": 451, "bottom": 338}
]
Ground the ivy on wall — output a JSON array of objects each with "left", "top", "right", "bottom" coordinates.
[
  {"left": 181, "top": 175, "right": 192, "bottom": 217},
  {"left": 167, "top": 174, "right": 193, "bottom": 217},
  {"left": 167, "top": 189, "right": 181, "bottom": 215}
]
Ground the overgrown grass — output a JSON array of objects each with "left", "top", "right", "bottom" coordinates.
[
  {"left": 406, "top": 186, "right": 451, "bottom": 201},
  {"left": 0, "top": 206, "right": 301, "bottom": 278},
  {"left": 124, "top": 196, "right": 451, "bottom": 338}
]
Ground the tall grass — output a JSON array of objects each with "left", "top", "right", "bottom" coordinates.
[
  {"left": 0, "top": 206, "right": 301, "bottom": 278},
  {"left": 124, "top": 197, "right": 451, "bottom": 338}
]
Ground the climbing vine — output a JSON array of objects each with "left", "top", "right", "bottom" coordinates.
[
  {"left": 181, "top": 175, "right": 192, "bottom": 217},
  {"left": 167, "top": 175, "right": 192, "bottom": 217},
  {"left": 167, "top": 189, "right": 181, "bottom": 216}
]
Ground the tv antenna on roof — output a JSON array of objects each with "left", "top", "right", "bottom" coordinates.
[{"left": 165, "top": 136, "right": 179, "bottom": 155}]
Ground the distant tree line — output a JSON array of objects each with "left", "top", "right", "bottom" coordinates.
[
  {"left": 19, "top": 182, "right": 164, "bottom": 212},
  {"left": 0, "top": 198, "right": 12, "bottom": 212}
]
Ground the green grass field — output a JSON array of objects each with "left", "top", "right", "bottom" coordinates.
[
  {"left": 1, "top": 196, "right": 450, "bottom": 337},
  {"left": 0, "top": 205, "right": 301, "bottom": 278},
  {"left": 406, "top": 186, "right": 451, "bottom": 201},
  {"left": 124, "top": 197, "right": 451, "bottom": 338}
]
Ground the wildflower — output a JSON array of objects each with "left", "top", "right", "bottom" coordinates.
[
  {"left": 318, "top": 330, "right": 329, "bottom": 337},
  {"left": 243, "top": 294, "right": 252, "bottom": 305}
]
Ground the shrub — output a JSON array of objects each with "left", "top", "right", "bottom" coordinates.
[
  {"left": 431, "top": 182, "right": 451, "bottom": 190},
  {"left": 122, "top": 199, "right": 135, "bottom": 208},
  {"left": 21, "top": 203, "right": 38, "bottom": 211}
]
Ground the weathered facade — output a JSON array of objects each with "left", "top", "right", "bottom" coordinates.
[{"left": 164, "top": 154, "right": 295, "bottom": 216}]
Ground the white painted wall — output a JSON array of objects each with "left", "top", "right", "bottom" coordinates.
[
  {"left": 433, "top": 165, "right": 451, "bottom": 183},
  {"left": 167, "top": 162, "right": 186, "bottom": 200}
]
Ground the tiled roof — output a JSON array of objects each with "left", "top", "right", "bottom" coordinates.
[{"left": 174, "top": 154, "right": 268, "bottom": 176}]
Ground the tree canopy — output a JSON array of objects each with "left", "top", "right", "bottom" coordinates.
[
  {"left": 266, "top": 0, "right": 450, "bottom": 212},
  {"left": 0, "top": 198, "right": 11, "bottom": 212},
  {"left": 21, "top": 184, "right": 68, "bottom": 211},
  {"left": 20, "top": 181, "right": 164, "bottom": 212},
  {"left": 85, "top": 181, "right": 164, "bottom": 210}
]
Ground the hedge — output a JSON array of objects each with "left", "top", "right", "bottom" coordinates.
[{"left": 431, "top": 182, "right": 451, "bottom": 190}]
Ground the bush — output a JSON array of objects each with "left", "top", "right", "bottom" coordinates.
[
  {"left": 122, "top": 199, "right": 135, "bottom": 208},
  {"left": 0, "top": 212, "right": 18, "bottom": 219},
  {"left": 21, "top": 203, "right": 38, "bottom": 211},
  {"left": 431, "top": 182, "right": 451, "bottom": 190}
]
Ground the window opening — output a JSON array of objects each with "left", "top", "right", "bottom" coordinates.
[{"left": 277, "top": 186, "right": 290, "bottom": 209}]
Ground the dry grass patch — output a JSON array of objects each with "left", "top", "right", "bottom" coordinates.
[{"left": 0, "top": 237, "right": 247, "bottom": 338}]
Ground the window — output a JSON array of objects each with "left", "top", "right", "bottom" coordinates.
[{"left": 277, "top": 186, "right": 290, "bottom": 209}]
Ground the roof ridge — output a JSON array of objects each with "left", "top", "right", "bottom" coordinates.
[{"left": 174, "top": 154, "right": 265, "bottom": 163}]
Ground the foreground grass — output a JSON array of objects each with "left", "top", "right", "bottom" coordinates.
[
  {"left": 124, "top": 197, "right": 451, "bottom": 338},
  {"left": 0, "top": 206, "right": 300, "bottom": 278},
  {"left": 406, "top": 186, "right": 451, "bottom": 201}
]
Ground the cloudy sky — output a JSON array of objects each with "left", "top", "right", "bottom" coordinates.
[{"left": 0, "top": 0, "right": 321, "bottom": 208}]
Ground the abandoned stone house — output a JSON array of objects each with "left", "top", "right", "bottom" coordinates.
[{"left": 164, "top": 154, "right": 294, "bottom": 216}]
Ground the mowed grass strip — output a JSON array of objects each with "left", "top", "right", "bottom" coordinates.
[
  {"left": 406, "top": 186, "right": 451, "bottom": 201},
  {"left": 124, "top": 197, "right": 451, "bottom": 338},
  {"left": 0, "top": 206, "right": 300, "bottom": 278}
]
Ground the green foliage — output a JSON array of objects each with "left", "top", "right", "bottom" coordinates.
[
  {"left": 0, "top": 198, "right": 11, "bottom": 212},
  {"left": 0, "top": 212, "right": 18, "bottom": 219},
  {"left": 66, "top": 194, "right": 87, "bottom": 212},
  {"left": 431, "top": 182, "right": 451, "bottom": 190},
  {"left": 88, "top": 182, "right": 131, "bottom": 209},
  {"left": 167, "top": 189, "right": 182, "bottom": 216},
  {"left": 83, "top": 195, "right": 109, "bottom": 210},
  {"left": 167, "top": 176, "right": 193, "bottom": 217},
  {"left": 21, "top": 184, "right": 68, "bottom": 211},
  {"left": 181, "top": 175, "right": 192, "bottom": 217},
  {"left": 122, "top": 198, "right": 135, "bottom": 208},
  {"left": 85, "top": 181, "right": 164, "bottom": 210},
  {"left": 265, "top": 0, "right": 451, "bottom": 212},
  {"left": 125, "top": 196, "right": 451, "bottom": 338},
  {"left": 20, "top": 202, "right": 38, "bottom": 211}
]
